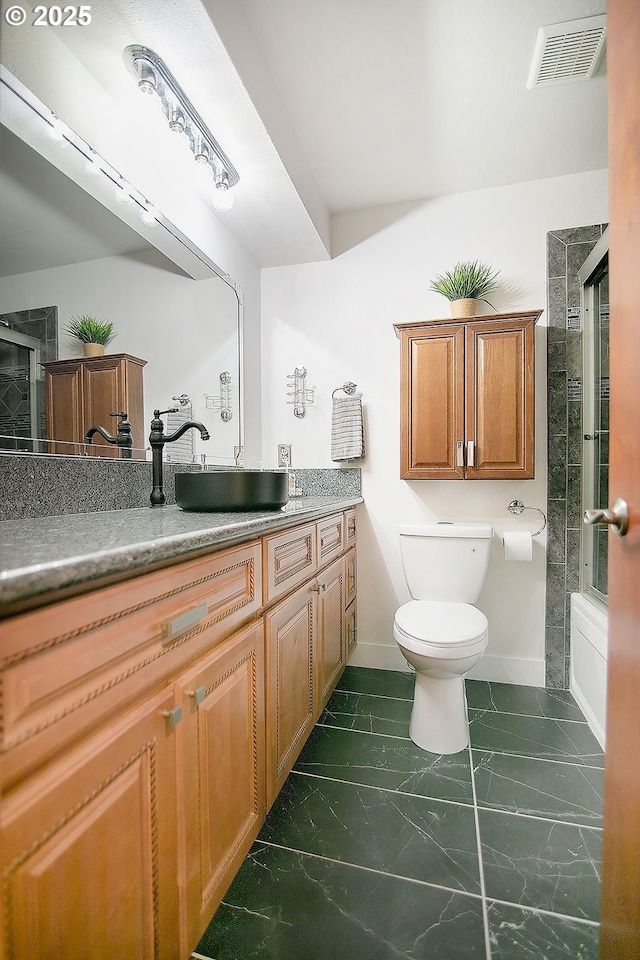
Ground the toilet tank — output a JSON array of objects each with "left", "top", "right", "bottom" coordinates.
[{"left": 399, "top": 522, "right": 493, "bottom": 603}]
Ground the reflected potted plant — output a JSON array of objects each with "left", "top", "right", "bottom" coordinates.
[
  {"left": 429, "top": 260, "right": 501, "bottom": 318},
  {"left": 65, "top": 315, "right": 117, "bottom": 357}
]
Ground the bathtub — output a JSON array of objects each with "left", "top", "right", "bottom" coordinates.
[{"left": 570, "top": 593, "right": 608, "bottom": 748}]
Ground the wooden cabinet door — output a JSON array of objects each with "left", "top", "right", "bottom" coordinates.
[
  {"left": 345, "top": 600, "right": 357, "bottom": 660},
  {"left": 398, "top": 324, "right": 465, "bottom": 479},
  {"left": 465, "top": 318, "right": 535, "bottom": 479},
  {"left": 1, "top": 687, "right": 180, "bottom": 960},
  {"left": 174, "top": 621, "right": 265, "bottom": 951},
  {"left": 315, "top": 556, "right": 346, "bottom": 712},
  {"left": 265, "top": 582, "right": 316, "bottom": 808},
  {"left": 43, "top": 359, "right": 83, "bottom": 454}
]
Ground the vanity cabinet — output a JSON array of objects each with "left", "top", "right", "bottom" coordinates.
[
  {"left": 0, "top": 506, "right": 358, "bottom": 959},
  {"left": 42, "top": 353, "right": 146, "bottom": 458},
  {"left": 394, "top": 311, "right": 541, "bottom": 480}
]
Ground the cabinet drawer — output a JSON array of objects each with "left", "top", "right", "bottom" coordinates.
[
  {"left": 263, "top": 522, "right": 317, "bottom": 604},
  {"left": 1, "top": 541, "right": 262, "bottom": 787},
  {"left": 316, "top": 513, "right": 345, "bottom": 567},
  {"left": 344, "top": 508, "right": 357, "bottom": 547}
]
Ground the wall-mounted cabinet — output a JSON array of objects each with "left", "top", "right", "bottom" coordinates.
[
  {"left": 394, "top": 311, "right": 541, "bottom": 479},
  {"left": 42, "top": 353, "right": 146, "bottom": 457}
]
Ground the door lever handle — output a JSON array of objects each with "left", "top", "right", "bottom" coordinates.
[{"left": 584, "top": 498, "right": 629, "bottom": 536}]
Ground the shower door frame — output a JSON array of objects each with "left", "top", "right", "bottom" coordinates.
[
  {"left": 578, "top": 227, "right": 609, "bottom": 607},
  {"left": 0, "top": 326, "right": 42, "bottom": 441}
]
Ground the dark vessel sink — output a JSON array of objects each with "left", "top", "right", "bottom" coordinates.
[{"left": 175, "top": 470, "right": 289, "bottom": 512}]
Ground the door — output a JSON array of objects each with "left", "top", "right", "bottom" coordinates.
[
  {"left": 1, "top": 688, "right": 180, "bottom": 960},
  {"left": 174, "top": 621, "right": 265, "bottom": 951},
  {"left": 599, "top": 1, "right": 640, "bottom": 956}
]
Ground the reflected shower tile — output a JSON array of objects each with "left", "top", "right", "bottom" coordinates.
[
  {"left": 336, "top": 665, "right": 414, "bottom": 700},
  {"left": 197, "top": 843, "right": 487, "bottom": 960},
  {"left": 472, "top": 750, "right": 603, "bottom": 826},
  {"left": 479, "top": 809, "right": 601, "bottom": 921},
  {"left": 318, "top": 689, "right": 412, "bottom": 737},
  {"left": 468, "top": 710, "right": 604, "bottom": 766},
  {"left": 259, "top": 774, "right": 481, "bottom": 894},
  {"left": 295, "top": 724, "right": 473, "bottom": 803},
  {"left": 465, "top": 681, "right": 583, "bottom": 722},
  {"left": 487, "top": 902, "right": 599, "bottom": 959}
]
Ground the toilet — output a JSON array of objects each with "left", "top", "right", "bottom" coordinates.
[{"left": 393, "top": 521, "right": 493, "bottom": 754}]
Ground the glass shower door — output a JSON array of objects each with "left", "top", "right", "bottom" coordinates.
[
  {"left": 0, "top": 327, "right": 41, "bottom": 451},
  {"left": 580, "top": 233, "right": 609, "bottom": 603}
]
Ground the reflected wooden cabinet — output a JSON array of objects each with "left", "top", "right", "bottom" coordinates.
[
  {"left": 394, "top": 311, "right": 541, "bottom": 479},
  {"left": 42, "top": 353, "right": 146, "bottom": 457}
]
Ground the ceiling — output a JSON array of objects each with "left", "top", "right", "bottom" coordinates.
[
  {"left": 0, "top": 0, "right": 608, "bottom": 269},
  {"left": 233, "top": 0, "right": 608, "bottom": 214}
]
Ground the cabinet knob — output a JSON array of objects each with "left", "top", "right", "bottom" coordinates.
[
  {"left": 161, "top": 705, "right": 182, "bottom": 729},
  {"left": 189, "top": 685, "right": 207, "bottom": 706}
]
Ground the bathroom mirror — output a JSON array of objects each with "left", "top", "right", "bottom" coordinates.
[{"left": 0, "top": 69, "right": 242, "bottom": 464}]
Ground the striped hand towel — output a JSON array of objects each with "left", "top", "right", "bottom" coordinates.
[{"left": 331, "top": 393, "right": 365, "bottom": 461}]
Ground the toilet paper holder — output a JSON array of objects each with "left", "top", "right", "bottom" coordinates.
[{"left": 506, "top": 500, "right": 547, "bottom": 536}]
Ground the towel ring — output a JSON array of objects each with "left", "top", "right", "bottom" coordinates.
[
  {"left": 507, "top": 499, "right": 547, "bottom": 537},
  {"left": 332, "top": 381, "right": 358, "bottom": 398}
]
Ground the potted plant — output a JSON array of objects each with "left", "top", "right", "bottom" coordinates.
[
  {"left": 429, "top": 260, "right": 501, "bottom": 318},
  {"left": 65, "top": 316, "right": 117, "bottom": 357}
]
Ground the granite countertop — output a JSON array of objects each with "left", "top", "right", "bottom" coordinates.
[{"left": 0, "top": 495, "right": 363, "bottom": 616}]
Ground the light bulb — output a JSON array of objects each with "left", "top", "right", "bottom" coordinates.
[
  {"left": 212, "top": 183, "right": 234, "bottom": 212},
  {"left": 45, "top": 116, "right": 68, "bottom": 146}
]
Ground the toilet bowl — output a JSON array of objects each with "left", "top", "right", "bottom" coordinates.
[
  {"left": 395, "top": 522, "right": 492, "bottom": 754},
  {"left": 394, "top": 600, "right": 488, "bottom": 753}
]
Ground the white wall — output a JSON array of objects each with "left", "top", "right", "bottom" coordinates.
[{"left": 261, "top": 170, "right": 609, "bottom": 682}]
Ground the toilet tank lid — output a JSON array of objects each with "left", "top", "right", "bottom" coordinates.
[{"left": 399, "top": 522, "right": 493, "bottom": 539}]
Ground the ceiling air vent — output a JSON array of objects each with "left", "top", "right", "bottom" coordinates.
[{"left": 527, "top": 15, "right": 606, "bottom": 88}]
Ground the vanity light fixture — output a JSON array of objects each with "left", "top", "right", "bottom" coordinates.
[{"left": 124, "top": 45, "right": 239, "bottom": 212}]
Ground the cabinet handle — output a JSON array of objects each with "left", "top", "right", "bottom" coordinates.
[
  {"left": 456, "top": 440, "right": 464, "bottom": 467},
  {"left": 189, "top": 685, "right": 206, "bottom": 706},
  {"left": 161, "top": 705, "right": 182, "bottom": 729},
  {"left": 311, "top": 582, "right": 326, "bottom": 594},
  {"left": 467, "top": 440, "right": 475, "bottom": 467},
  {"left": 162, "top": 602, "right": 209, "bottom": 643}
]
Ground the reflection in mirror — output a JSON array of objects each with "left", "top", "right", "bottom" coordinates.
[{"left": 0, "top": 68, "right": 242, "bottom": 464}]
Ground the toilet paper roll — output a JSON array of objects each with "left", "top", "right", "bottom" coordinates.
[{"left": 503, "top": 530, "right": 533, "bottom": 562}]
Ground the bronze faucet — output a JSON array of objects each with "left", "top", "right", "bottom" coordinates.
[
  {"left": 84, "top": 411, "right": 133, "bottom": 458},
  {"left": 149, "top": 407, "right": 210, "bottom": 506}
]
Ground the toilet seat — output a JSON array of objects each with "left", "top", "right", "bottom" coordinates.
[{"left": 394, "top": 600, "right": 488, "bottom": 648}]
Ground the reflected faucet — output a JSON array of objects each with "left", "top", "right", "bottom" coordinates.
[
  {"left": 84, "top": 411, "right": 133, "bottom": 458},
  {"left": 149, "top": 407, "right": 210, "bottom": 506}
]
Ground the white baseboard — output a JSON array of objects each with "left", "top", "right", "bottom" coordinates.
[{"left": 348, "top": 642, "right": 545, "bottom": 686}]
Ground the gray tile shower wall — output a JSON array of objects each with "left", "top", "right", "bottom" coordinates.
[
  {"left": 545, "top": 224, "right": 608, "bottom": 689},
  {"left": 0, "top": 454, "right": 360, "bottom": 520}
]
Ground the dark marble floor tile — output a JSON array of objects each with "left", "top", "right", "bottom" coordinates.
[
  {"left": 197, "top": 843, "right": 487, "bottom": 960},
  {"left": 295, "top": 724, "right": 473, "bottom": 803},
  {"left": 465, "top": 681, "right": 584, "bottom": 722},
  {"left": 319, "top": 688, "right": 413, "bottom": 736},
  {"left": 487, "top": 902, "right": 599, "bottom": 959},
  {"left": 479, "top": 809, "right": 602, "bottom": 921},
  {"left": 259, "top": 773, "right": 481, "bottom": 894},
  {"left": 472, "top": 750, "right": 604, "bottom": 826},
  {"left": 337, "top": 665, "right": 414, "bottom": 700},
  {"left": 468, "top": 710, "right": 605, "bottom": 767}
]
